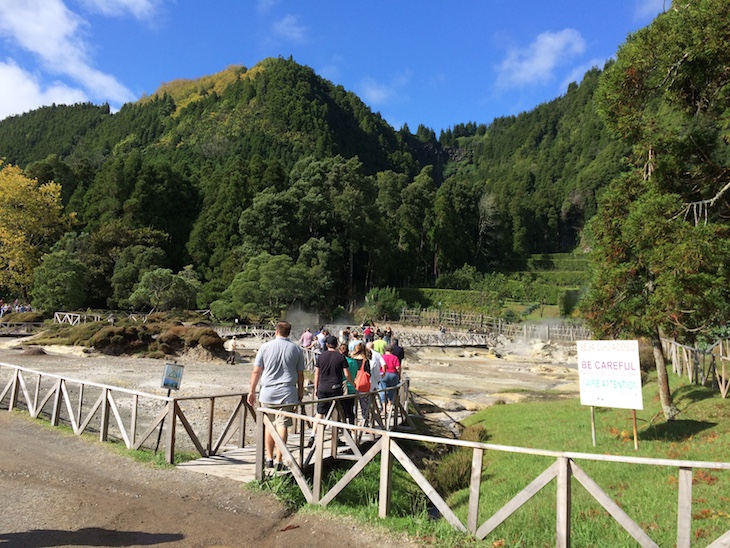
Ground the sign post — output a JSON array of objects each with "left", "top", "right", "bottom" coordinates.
[
  {"left": 155, "top": 363, "right": 184, "bottom": 454},
  {"left": 577, "top": 340, "right": 643, "bottom": 449}
]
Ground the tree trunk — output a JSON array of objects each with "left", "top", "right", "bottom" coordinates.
[{"left": 651, "top": 330, "right": 679, "bottom": 420}]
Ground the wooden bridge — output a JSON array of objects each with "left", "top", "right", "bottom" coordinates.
[
  {"left": 3, "top": 360, "right": 729, "bottom": 546},
  {"left": 0, "top": 322, "right": 44, "bottom": 336}
]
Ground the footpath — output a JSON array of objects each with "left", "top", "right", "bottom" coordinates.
[{"left": 0, "top": 411, "right": 418, "bottom": 548}]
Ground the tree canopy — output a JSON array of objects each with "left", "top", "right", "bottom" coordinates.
[{"left": 583, "top": 0, "right": 730, "bottom": 419}]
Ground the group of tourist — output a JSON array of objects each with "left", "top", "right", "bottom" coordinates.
[
  {"left": 0, "top": 299, "right": 31, "bottom": 318},
  {"left": 247, "top": 321, "right": 405, "bottom": 471}
]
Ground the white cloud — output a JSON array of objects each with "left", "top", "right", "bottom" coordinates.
[
  {"left": 272, "top": 15, "right": 307, "bottom": 43},
  {"left": 77, "top": 0, "right": 161, "bottom": 19},
  {"left": 496, "top": 29, "right": 586, "bottom": 90},
  {"left": 0, "top": 60, "right": 88, "bottom": 120},
  {"left": 560, "top": 58, "right": 607, "bottom": 91},
  {"left": 634, "top": 0, "right": 671, "bottom": 21},
  {"left": 358, "top": 71, "right": 411, "bottom": 107},
  {"left": 0, "top": 0, "right": 134, "bottom": 107},
  {"left": 257, "top": 0, "right": 278, "bottom": 15}
]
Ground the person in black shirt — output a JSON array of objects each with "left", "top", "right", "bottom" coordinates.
[
  {"left": 391, "top": 337, "right": 405, "bottom": 364},
  {"left": 308, "top": 335, "right": 353, "bottom": 447}
]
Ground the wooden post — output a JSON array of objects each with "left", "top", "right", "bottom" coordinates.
[
  {"left": 164, "top": 399, "right": 177, "bottom": 464},
  {"left": 207, "top": 397, "right": 215, "bottom": 454},
  {"left": 77, "top": 384, "right": 85, "bottom": 428},
  {"left": 379, "top": 433, "right": 393, "bottom": 518},
  {"left": 632, "top": 410, "right": 639, "bottom": 451},
  {"left": 677, "top": 467, "right": 692, "bottom": 548},
  {"left": 99, "top": 387, "right": 110, "bottom": 441},
  {"left": 8, "top": 368, "right": 19, "bottom": 412},
  {"left": 556, "top": 457, "right": 571, "bottom": 548},
  {"left": 239, "top": 397, "right": 247, "bottom": 448},
  {"left": 130, "top": 393, "right": 138, "bottom": 447},
  {"left": 32, "top": 374, "right": 42, "bottom": 418},
  {"left": 255, "top": 405, "right": 265, "bottom": 481},
  {"left": 467, "top": 448, "right": 483, "bottom": 533},
  {"left": 312, "top": 422, "right": 325, "bottom": 503},
  {"left": 591, "top": 406, "right": 596, "bottom": 447}
]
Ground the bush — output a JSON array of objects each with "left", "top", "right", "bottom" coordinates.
[{"left": 425, "top": 424, "right": 489, "bottom": 495}]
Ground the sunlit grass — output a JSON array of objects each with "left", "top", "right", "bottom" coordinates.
[{"left": 259, "top": 371, "right": 730, "bottom": 546}]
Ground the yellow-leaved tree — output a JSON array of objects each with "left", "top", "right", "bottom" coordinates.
[{"left": 0, "top": 162, "right": 70, "bottom": 298}]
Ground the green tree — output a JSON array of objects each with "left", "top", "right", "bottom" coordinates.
[
  {"left": 584, "top": 0, "right": 730, "bottom": 420},
  {"left": 128, "top": 267, "right": 199, "bottom": 312},
  {"left": 31, "top": 251, "right": 87, "bottom": 311},
  {"left": 210, "top": 252, "right": 311, "bottom": 320},
  {"left": 109, "top": 245, "right": 166, "bottom": 309}
]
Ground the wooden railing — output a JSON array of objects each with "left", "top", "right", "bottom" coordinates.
[
  {"left": 255, "top": 404, "right": 730, "bottom": 547},
  {"left": 661, "top": 338, "right": 730, "bottom": 398},
  {"left": 0, "top": 321, "right": 44, "bottom": 335},
  {"left": 0, "top": 362, "right": 254, "bottom": 464}
]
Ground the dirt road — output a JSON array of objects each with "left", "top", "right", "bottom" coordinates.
[{"left": 0, "top": 411, "right": 417, "bottom": 548}]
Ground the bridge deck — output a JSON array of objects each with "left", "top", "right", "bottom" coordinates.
[{"left": 178, "top": 427, "right": 366, "bottom": 482}]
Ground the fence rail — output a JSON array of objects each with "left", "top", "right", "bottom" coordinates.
[
  {"left": 0, "top": 362, "right": 253, "bottom": 463},
  {"left": 398, "top": 308, "right": 591, "bottom": 342},
  {"left": 661, "top": 338, "right": 730, "bottom": 398},
  {"left": 256, "top": 404, "right": 730, "bottom": 547},
  {"left": 0, "top": 322, "right": 44, "bottom": 335}
]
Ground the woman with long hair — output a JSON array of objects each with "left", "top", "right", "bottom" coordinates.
[{"left": 350, "top": 342, "right": 372, "bottom": 425}]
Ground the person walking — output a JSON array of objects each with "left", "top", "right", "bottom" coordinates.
[
  {"left": 247, "top": 321, "right": 305, "bottom": 471},
  {"left": 227, "top": 336, "right": 237, "bottom": 364},
  {"left": 380, "top": 344, "right": 402, "bottom": 415},
  {"left": 366, "top": 340, "right": 383, "bottom": 421},
  {"left": 350, "top": 342, "right": 371, "bottom": 425},
  {"left": 307, "top": 335, "right": 353, "bottom": 448}
]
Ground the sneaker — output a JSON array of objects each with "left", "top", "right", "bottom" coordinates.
[
  {"left": 265, "top": 459, "right": 274, "bottom": 469},
  {"left": 306, "top": 437, "right": 315, "bottom": 448},
  {"left": 275, "top": 462, "right": 289, "bottom": 472}
]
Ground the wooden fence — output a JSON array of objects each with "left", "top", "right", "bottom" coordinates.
[
  {"left": 0, "top": 322, "right": 44, "bottom": 335},
  {"left": 661, "top": 338, "right": 730, "bottom": 398},
  {"left": 0, "top": 361, "right": 410, "bottom": 464},
  {"left": 256, "top": 404, "right": 730, "bottom": 547},
  {"left": 398, "top": 308, "right": 591, "bottom": 342},
  {"left": 0, "top": 362, "right": 254, "bottom": 464}
]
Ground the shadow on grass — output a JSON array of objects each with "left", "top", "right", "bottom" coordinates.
[
  {"left": 641, "top": 419, "right": 717, "bottom": 442},
  {"left": 672, "top": 384, "right": 717, "bottom": 405}
]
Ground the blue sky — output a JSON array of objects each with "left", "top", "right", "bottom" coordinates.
[{"left": 0, "top": 0, "right": 670, "bottom": 132}]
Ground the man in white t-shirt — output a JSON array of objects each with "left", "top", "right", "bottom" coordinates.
[{"left": 247, "top": 321, "right": 305, "bottom": 471}]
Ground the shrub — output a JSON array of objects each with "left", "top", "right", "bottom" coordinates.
[{"left": 425, "top": 424, "right": 489, "bottom": 495}]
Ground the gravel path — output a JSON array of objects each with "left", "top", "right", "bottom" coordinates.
[
  {"left": 0, "top": 411, "right": 418, "bottom": 548},
  {"left": 0, "top": 340, "right": 420, "bottom": 548}
]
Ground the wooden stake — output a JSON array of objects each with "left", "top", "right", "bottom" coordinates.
[
  {"left": 591, "top": 406, "right": 596, "bottom": 447},
  {"left": 632, "top": 409, "right": 639, "bottom": 451}
]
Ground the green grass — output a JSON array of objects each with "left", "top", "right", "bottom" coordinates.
[
  {"left": 453, "top": 374, "right": 730, "bottom": 547},
  {"left": 259, "top": 372, "right": 730, "bottom": 547}
]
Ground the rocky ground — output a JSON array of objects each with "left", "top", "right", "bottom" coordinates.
[{"left": 0, "top": 333, "right": 579, "bottom": 547}]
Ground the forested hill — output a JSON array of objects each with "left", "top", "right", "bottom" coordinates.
[
  {"left": 433, "top": 67, "right": 629, "bottom": 272},
  {"left": 0, "top": 56, "right": 622, "bottom": 313}
]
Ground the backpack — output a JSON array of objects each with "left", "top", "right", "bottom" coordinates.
[{"left": 354, "top": 358, "right": 371, "bottom": 392}]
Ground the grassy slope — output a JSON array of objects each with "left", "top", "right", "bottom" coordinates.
[
  {"left": 287, "top": 372, "right": 729, "bottom": 547},
  {"left": 455, "top": 374, "right": 730, "bottom": 547}
]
